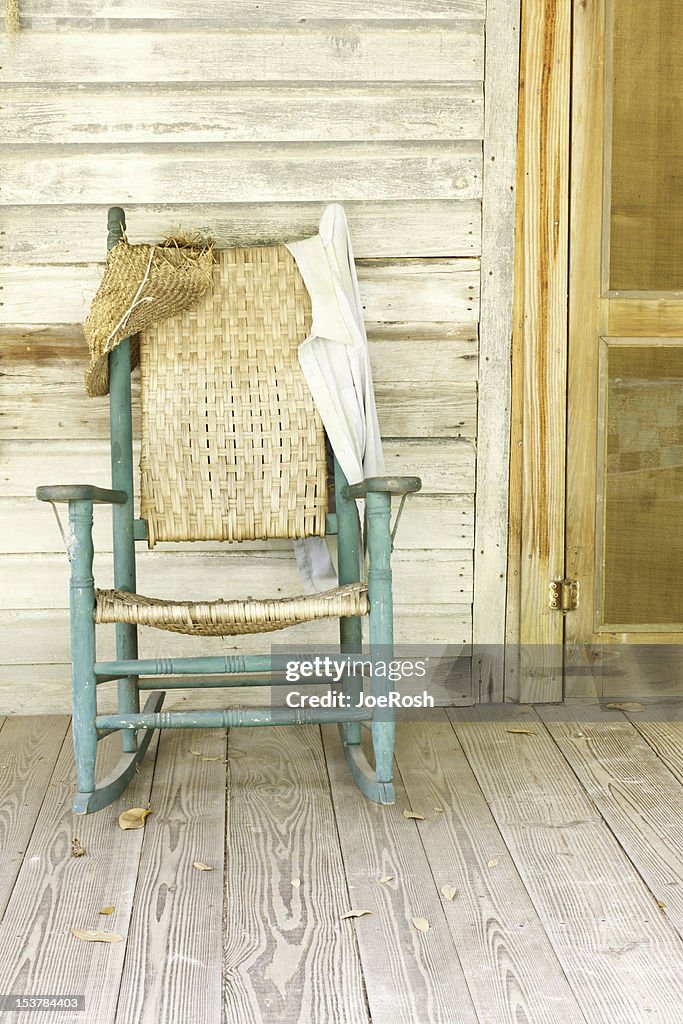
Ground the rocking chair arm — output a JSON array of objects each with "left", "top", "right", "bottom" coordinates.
[
  {"left": 342, "top": 476, "right": 422, "bottom": 500},
  {"left": 36, "top": 485, "right": 128, "bottom": 505}
]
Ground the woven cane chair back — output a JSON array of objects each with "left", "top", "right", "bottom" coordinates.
[{"left": 138, "top": 245, "right": 328, "bottom": 546}]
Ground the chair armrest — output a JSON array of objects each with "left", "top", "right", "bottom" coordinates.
[
  {"left": 36, "top": 485, "right": 128, "bottom": 505},
  {"left": 342, "top": 476, "right": 422, "bottom": 499}
]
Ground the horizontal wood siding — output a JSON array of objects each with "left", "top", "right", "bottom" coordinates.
[
  {"left": 0, "top": 27, "right": 484, "bottom": 82},
  {"left": 15, "top": 1, "right": 487, "bottom": 18},
  {"left": 0, "top": 2, "right": 514, "bottom": 713}
]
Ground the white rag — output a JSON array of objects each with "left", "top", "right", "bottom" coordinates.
[{"left": 286, "top": 204, "right": 385, "bottom": 592}]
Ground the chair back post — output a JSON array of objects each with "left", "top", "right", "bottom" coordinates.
[
  {"left": 107, "top": 207, "right": 140, "bottom": 741},
  {"left": 334, "top": 457, "right": 363, "bottom": 745}
]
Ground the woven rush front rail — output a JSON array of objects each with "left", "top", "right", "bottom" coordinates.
[
  {"left": 139, "top": 244, "right": 328, "bottom": 546},
  {"left": 95, "top": 583, "right": 369, "bottom": 636}
]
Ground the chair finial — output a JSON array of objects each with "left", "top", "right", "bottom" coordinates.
[{"left": 107, "top": 207, "right": 126, "bottom": 252}]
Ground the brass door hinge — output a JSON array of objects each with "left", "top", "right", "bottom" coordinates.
[{"left": 549, "top": 579, "right": 579, "bottom": 613}]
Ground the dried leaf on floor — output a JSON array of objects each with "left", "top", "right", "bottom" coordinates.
[
  {"left": 71, "top": 838, "right": 85, "bottom": 858},
  {"left": 403, "top": 810, "right": 425, "bottom": 820},
  {"left": 506, "top": 728, "right": 536, "bottom": 736},
  {"left": 98, "top": 906, "right": 115, "bottom": 916},
  {"left": 193, "top": 861, "right": 213, "bottom": 871},
  {"left": 118, "top": 807, "right": 151, "bottom": 831},
  {"left": 606, "top": 701, "right": 645, "bottom": 712},
  {"left": 71, "top": 928, "right": 123, "bottom": 943},
  {"left": 379, "top": 875, "right": 394, "bottom": 884},
  {"left": 189, "top": 750, "right": 203, "bottom": 756},
  {"left": 487, "top": 858, "right": 499, "bottom": 868},
  {"left": 433, "top": 806, "right": 444, "bottom": 813},
  {"left": 441, "top": 885, "right": 458, "bottom": 902},
  {"left": 657, "top": 900, "right": 667, "bottom": 909},
  {"left": 411, "top": 917, "right": 430, "bottom": 932},
  {"left": 340, "top": 909, "right": 372, "bottom": 920}
]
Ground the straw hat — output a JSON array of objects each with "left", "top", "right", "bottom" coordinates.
[{"left": 84, "top": 237, "right": 214, "bottom": 396}]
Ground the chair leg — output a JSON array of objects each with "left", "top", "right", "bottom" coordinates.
[
  {"left": 69, "top": 501, "right": 98, "bottom": 800},
  {"left": 73, "top": 692, "right": 164, "bottom": 815},
  {"left": 71, "top": 648, "right": 98, "bottom": 800},
  {"left": 116, "top": 623, "right": 140, "bottom": 755},
  {"left": 335, "top": 457, "right": 364, "bottom": 748},
  {"left": 356, "top": 489, "right": 396, "bottom": 804},
  {"left": 339, "top": 616, "right": 363, "bottom": 747}
]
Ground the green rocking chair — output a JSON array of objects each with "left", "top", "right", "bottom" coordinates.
[{"left": 37, "top": 208, "right": 421, "bottom": 814}]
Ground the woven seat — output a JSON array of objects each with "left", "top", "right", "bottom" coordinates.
[{"left": 95, "top": 583, "right": 369, "bottom": 636}]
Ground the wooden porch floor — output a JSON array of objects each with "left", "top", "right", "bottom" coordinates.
[{"left": 1, "top": 704, "right": 683, "bottom": 1023}]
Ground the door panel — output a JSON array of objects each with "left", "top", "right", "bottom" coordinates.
[
  {"left": 567, "top": 0, "right": 683, "bottom": 696},
  {"left": 608, "top": 0, "right": 683, "bottom": 292},
  {"left": 597, "top": 340, "right": 683, "bottom": 630}
]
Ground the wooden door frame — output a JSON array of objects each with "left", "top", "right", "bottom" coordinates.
[
  {"left": 471, "top": 0, "right": 522, "bottom": 701},
  {"left": 506, "top": 0, "right": 573, "bottom": 702}
]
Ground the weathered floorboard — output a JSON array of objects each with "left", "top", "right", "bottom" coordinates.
[
  {"left": 223, "top": 725, "right": 369, "bottom": 1024},
  {"left": 450, "top": 706, "right": 683, "bottom": 1023},
  {"left": 115, "top": 728, "right": 226, "bottom": 1024},
  {"left": 394, "top": 713, "right": 587, "bottom": 1024},
  {"left": 0, "top": 716, "right": 71, "bottom": 920},
  {"left": 2, "top": 711, "right": 683, "bottom": 1020},
  {"left": 321, "top": 725, "right": 479, "bottom": 1024},
  {"left": 628, "top": 713, "right": 683, "bottom": 788},
  {"left": 0, "top": 728, "right": 158, "bottom": 1024},
  {"left": 537, "top": 704, "right": 683, "bottom": 947}
]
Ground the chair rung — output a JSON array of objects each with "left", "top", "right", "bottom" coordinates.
[
  {"left": 95, "top": 654, "right": 277, "bottom": 677},
  {"left": 95, "top": 707, "right": 372, "bottom": 730},
  {"left": 137, "top": 673, "right": 293, "bottom": 690}
]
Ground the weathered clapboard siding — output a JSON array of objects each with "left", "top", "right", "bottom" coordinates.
[
  {"left": 1, "top": 203, "right": 482, "bottom": 262},
  {"left": 0, "top": 439, "right": 476, "bottom": 496},
  {"left": 0, "top": 1, "right": 519, "bottom": 714},
  {"left": 0, "top": 608, "right": 474, "bottom": 666},
  {"left": 18, "top": 0, "right": 487, "bottom": 19},
  {"left": 1, "top": 327, "right": 479, "bottom": 373},
  {"left": 0, "top": 551, "right": 474, "bottom": 610},
  {"left": 0, "top": 27, "right": 484, "bottom": 83},
  {"left": 0, "top": 495, "right": 475, "bottom": 553},
  {"left": 1, "top": 257, "right": 481, "bottom": 326},
  {"left": 0, "top": 84, "right": 484, "bottom": 145},
  {"left": 0, "top": 378, "right": 476, "bottom": 440},
  {"left": 2, "top": 144, "right": 483, "bottom": 206}
]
